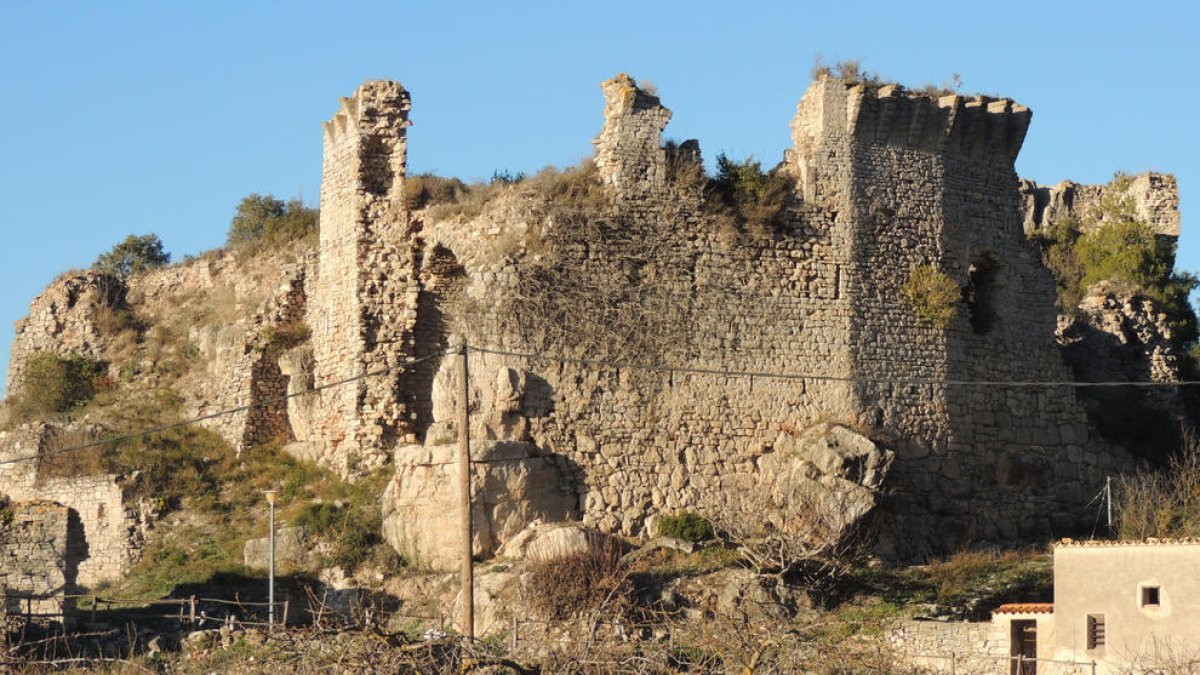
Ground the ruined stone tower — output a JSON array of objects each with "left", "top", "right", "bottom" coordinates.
[
  {"left": 593, "top": 73, "right": 672, "bottom": 199},
  {"left": 789, "top": 78, "right": 1125, "bottom": 551},
  {"left": 309, "top": 80, "right": 418, "bottom": 474}
]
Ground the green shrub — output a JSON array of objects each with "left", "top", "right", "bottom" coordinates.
[
  {"left": 291, "top": 500, "right": 387, "bottom": 572},
  {"left": 902, "top": 265, "right": 960, "bottom": 328},
  {"left": 227, "top": 193, "right": 318, "bottom": 250},
  {"left": 706, "top": 154, "right": 792, "bottom": 239},
  {"left": 1031, "top": 181, "right": 1198, "bottom": 347},
  {"left": 9, "top": 351, "right": 104, "bottom": 422},
  {"left": 93, "top": 234, "right": 170, "bottom": 278},
  {"left": 657, "top": 511, "right": 714, "bottom": 543}
]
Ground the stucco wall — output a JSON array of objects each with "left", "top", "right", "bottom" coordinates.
[{"left": 1053, "top": 543, "right": 1200, "bottom": 671}]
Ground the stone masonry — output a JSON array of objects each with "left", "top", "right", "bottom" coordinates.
[
  {"left": 307, "top": 81, "right": 420, "bottom": 476},
  {"left": 0, "top": 499, "right": 82, "bottom": 622},
  {"left": 0, "top": 424, "right": 154, "bottom": 587},
  {"left": 376, "top": 75, "right": 1136, "bottom": 560},
  {"left": 3, "top": 73, "right": 1185, "bottom": 568},
  {"left": 1020, "top": 172, "right": 1180, "bottom": 241}
]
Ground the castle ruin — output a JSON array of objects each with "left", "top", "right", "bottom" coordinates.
[{"left": 1, "top": 72, "right": 1186, "bottom": 573}]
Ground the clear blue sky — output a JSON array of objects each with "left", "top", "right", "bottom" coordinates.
[{"left": 2, "top": 1, "right": 1198, "bottom": 397}]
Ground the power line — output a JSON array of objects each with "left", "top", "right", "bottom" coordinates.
[
  {"left": 0, "top": 350, "right": 451, "bottom": 468},
  {"left": 466, "top": 344, "right": 1200, "bottom": 389}
]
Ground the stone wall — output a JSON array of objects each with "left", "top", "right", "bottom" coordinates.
[
  {"left": 887, "top": 619, "right": 1007, "bottom": 672},
  {"left": 0, "top": 500, "right": 82, "bottom": 621},
  {"left": 308, "top": 80, "right": 420, "bottom": 476},
  {"left": 373, "top": 75, "right": 1139, "bottom": 561},
  {"left": 0, "top": 424, "right": 153, "bottom": 587},
  {"left": 593, "top": 73, "right": 672, "bottom": 199}
]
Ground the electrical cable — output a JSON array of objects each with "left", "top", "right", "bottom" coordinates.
[{"left": 0, "top": 349, "right": 451, "bottom": 468}]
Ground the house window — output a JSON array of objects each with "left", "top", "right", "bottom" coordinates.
[
  {"left": 1142, "top": 586, "right": 1161, "bottom": 607},
  {"left": 1087, "top": 614, "right": 1106, "bottom": 649}
]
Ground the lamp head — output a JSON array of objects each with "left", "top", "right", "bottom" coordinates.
[{"left": 263, "top": 489, "right": 279, "bottom": 506}]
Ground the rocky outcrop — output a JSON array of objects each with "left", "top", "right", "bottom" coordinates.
[
  {"left": 6, "top": 271, "right": 123, "bottom": 395},
  {"left": 497, "top": 521, "right": 602, "bottom": 562},
  {"left": 1058, "top": 282, "right": 1188, "bottom": 462},
  {"left": 756, "top": 423, "right": 893, "bottom": 546},
  {"left": 381, "top": 359, "right": 576, "bottom": 569},
  {"left": 1020, "top": 173, "right": 1180, "bottom": 241}
]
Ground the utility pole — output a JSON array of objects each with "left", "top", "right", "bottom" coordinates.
[
  {"left": 457, "top": 342, "right": 475, "bottom": 640},
  {"left": 263, "top": 489, "right": 279, "bottom": 627}
]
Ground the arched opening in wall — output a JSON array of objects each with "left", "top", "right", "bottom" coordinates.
[
  {"left": 964, "top": 257, "right": 999, "bottom": 335},
  {"left": 409, "top": 245, "right": 466, "bottom": 440},
  {"left": 360, "top": 134, "right": 394, "bottom": 196}
]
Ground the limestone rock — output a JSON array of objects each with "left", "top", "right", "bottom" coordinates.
[
  {"left": 453, "top": 567, "right": 519, "bottom": 637},
  {"left": 497, "top": 521, "right": 599, "bottom": 561},
  {"left": 381, "top": 441, "right": 576, "bottom": 570},
  {"left": 757, "top": 423, "right": 894, "bottom": 544},
  {"left": 243, "top": 526, "right": 309, "bottom": 571}
]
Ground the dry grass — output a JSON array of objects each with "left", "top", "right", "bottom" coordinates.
[
  {"left": 523, "top": 535, "right": 631, "bottom": 621},
  {"left": 1116, "top": 431, "right": 1200, "bottom": 539}
]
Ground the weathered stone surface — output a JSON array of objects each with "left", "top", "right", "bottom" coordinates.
[
  {"left": 497, "top": 521, "right": 599, "bottom": 562},
  {"left": 381, "top": 439, "right": 576, "bottom": 569},
  {"left": 452, "top": 567, "right": 519, "bottom": 636},
  {"left": 0, "top": 423, "right": 156, "bottom": 587},
  {"left": 1020, "top": 173, "right": 1180, "bottom": 239},
  {"left": 0, "top": 500, "right": 82, "bottom": 622},
  {"left": 1058, "top": 282, "right": 1187, "bottom": 462},
  {"left": 243, "top": 526, "right": 309, "bottom": 572},
  {"left": 758, "top": 424, "right": 893, "bottom": 541}
]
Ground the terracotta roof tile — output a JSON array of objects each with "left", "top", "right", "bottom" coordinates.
[
  {"left": 1056, "top": 537, "right": 1200, "bottom": 548},
  {"left": 994, "top": 603, "right": 1053, "bottom": 615}
]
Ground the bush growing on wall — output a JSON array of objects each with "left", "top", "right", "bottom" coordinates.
[
  {"left": 657, "top": 511, "right": 714, "bottom": 543},
  {"left": 9, "top": 351, "right": 104, "bottom": 423},
  {"left": 902, "top": 265, "right": 960, "bottom": 328},
  {"left": 1032, "top": 181, "right": 1198, "bottom": 347},
  {"left": 707, "top": 154, "right": 792, "bottom": 239}
]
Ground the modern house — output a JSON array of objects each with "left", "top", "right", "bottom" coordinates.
[{"left": 993, "top": 539, "right": 1200, "bottom": 673}]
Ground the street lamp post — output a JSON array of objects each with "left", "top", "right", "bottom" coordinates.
[{"left": 263, "top": 489, "right": 279, "bottom": 627}]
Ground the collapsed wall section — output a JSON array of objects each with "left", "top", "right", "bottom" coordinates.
[
  {"left": 6, "top": 272, "right": 122, "bottom": 395},
  {"left": 309, "top": 81, "right": 420, "bottom": 476},
  {"left": 1020, "top": 173, "right": 1180, "bottom": 242},
  {"left": 0, "top": 424, "right": 153, "bottom": 587}
]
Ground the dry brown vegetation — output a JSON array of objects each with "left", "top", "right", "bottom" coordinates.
[
  {"left": 523, "top": 536, "right": 631, "bottom": 621},
  {"left": 1116, "top": 431, "right": 1200, "bottom": 540}
]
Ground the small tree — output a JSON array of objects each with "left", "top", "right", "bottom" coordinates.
[
  {"left": 93, "top": 234, "right": 170, "bottom": 278},
  {"left": 227, "top": 193, "right": 318, "bottom": 248}
]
